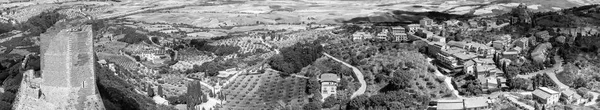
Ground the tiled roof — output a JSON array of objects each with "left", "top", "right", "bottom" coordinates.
[
  {"left": 562, "top": 89, "right": 582, "bottom": 99},
  {"left": 447, "top": 41, "right": 466, "bottom": 48},
  {"left": 464, "top": 98, "right": 489, "bottom": 108},
  {"left": 407, "top": 24, "right": 420, "bottom": 27},
  {"left": 320, "top": 73, "right": 339, "bottom": 82},
  {"left": 533, "top": 87, "right": 559, "bottom": 99},
  {"left": 467, "top": 42, "right": 491, "bottom": 49},
  {"left": 392, "top": 26, "right": 405, "bottom": 29},
  {"left": 437, "top": 100, "right": 464, "bottom": 110},
  {"left": 474, "top": 58, "right": 495, "bottom": 64}
]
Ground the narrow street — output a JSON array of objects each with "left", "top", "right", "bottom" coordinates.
[{"left": 323, "top": 52, "right": 366, "bottom": 99}]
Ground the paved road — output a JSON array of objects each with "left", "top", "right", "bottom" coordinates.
[
  {"left": 323, "top": 53, "right": 366, "bottom": 99},
  {"left": 544, "top": 56, "right": 568, "bottom": 89}
]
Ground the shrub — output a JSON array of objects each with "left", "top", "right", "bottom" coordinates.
[{"left": 322, "top": 96, "right": 339, "bottom": 108}]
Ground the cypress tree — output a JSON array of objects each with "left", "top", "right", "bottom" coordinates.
[{"left": 147, "top": 85, "right": 155, "bottom": 97}]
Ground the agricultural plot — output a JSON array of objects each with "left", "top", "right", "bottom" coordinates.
[
  {"left": 97, "top": 52, "right": 141, "bottom": 70},
  {"left": 219, "top": 71, "right": 308, "bottom": 110}
]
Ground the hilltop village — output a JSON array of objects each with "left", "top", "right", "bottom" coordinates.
[
  {"left": 328, "top": 4, "right": 600, "bottom": 110},
  {"left": 0, "top": 0, "right": 599, "bottom": 110}
]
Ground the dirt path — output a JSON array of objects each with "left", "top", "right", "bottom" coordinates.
[{"left": 323, "top": 52, "right": 366, "bottom": 99}]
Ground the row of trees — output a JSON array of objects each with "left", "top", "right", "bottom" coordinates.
[
  {"left": 187, "top": 60, "right": 228, "bottom": 76},
  {"left": 190, "top": 39, "right": 241, "bottom": 56}
]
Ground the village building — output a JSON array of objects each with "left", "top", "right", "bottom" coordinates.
[
  {"left": 444, "top": 19, "right": 461, "bottom": 27},
  {"left": 513, "top": 37, "right": 530, "bottom": 49},
  {"left": 462, "top": 42, "right": 496, "bottom": 58},
  {"left": 376, "top": 28, "right": 389, "bottom": 40},
  {"left": 464, "top": 58, "right": 497, "bottom": 77},
  {"left": 435, "top": 98, "right": 490, "bottom": 110},
  {"left": 561, "top": 89, "right": 585, "bottom": 104},
  {"left": 352, "top": 31, "right": 373, "bottom": 41},
  {"left": 429, "top": 35, "right": 446, "bottom": 43},
  {"left": 420, "top": 17, "right": 435, "bottom": 28},
  {"left": 427, "top": 42, "right": 448, "bottom": 56},
  {"left": 533, "top": 87, "right": 560, "bottom": 105},
  {"left": 496, "top": 76, "right": 508, "bottom": 89},
  {"left": 492, "top": 40, "right": 505, "bottom": 50},
  {"left": 502, "top": 50, "right": 519, "bottom": 60},
  {"left": 438, "top": 47, "right": 477, "bottom": 73},
  {"left": 405, "top": 24, "right": 421, "bottom": 34},
  {"left": 417, "top": 29, "right": 435, "bottom": 39},
  {"left": 484, "top": 77, "right": 501, "bottom": 93},
  {"left": 320, "top": 73, "right": 340, "bottom": 101},
  {"left": 391, "top": 26, "right": 408, "bottom": 42}
]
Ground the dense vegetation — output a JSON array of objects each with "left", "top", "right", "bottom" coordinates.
[
  {"left": 322, "top": 36, "right": 446, "bottom": 109},
  {"left": 95, "top": 63, "right": 175, "bottom": 110},
  {"left": 21, "top": 10, "right": 66, "bottom": 36},
  {"left": 186, "top": 81, "right": 209, "bottom": 109},
  {"left": 114, "top": 26, "right": 152, "bottom": 44},
  {"left": 0, "top": 59, "right": 25, "bottom": 110},
  {"left": 346, "top": 91, "right": 430, "bottom": 110},
  {"left": 269, "top": 41, "right": 323, "bottom": 76},
  {"left": 190, "top": 39, "right": 241, "bottom": 56},
  {"left": 186, "top": 57, "right": 236, "bottom": 76}
]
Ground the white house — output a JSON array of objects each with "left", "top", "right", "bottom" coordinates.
[
  {"left": 533, "top": 87, "right": 560, "bottom": 105},
  {"left": 320, "top": 73, "right": 340, "bottom": 101}
]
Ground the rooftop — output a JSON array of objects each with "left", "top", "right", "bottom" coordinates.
[
  {"left": 473, "top": 58, "right": 495, "bottom": 64},
  {"left": 437, "top": 100, "right": 464, "bottom": 110},
  {"left": 447, "top": 41, "right": 466, "bottom": 48},
  {"left": 464, "top": 98, "right": 489, "bottom": 108},
  {"left": 467, "top": 42, "right": 491, "bottom": 49},
  {"left": 533, "top": 87, "right": 559, "bottom": 99},
  {"left": 562, "top": 89, "right": 583, "bottom": 99},
  {"left": 392, "top": 26, "right": 405, "bottom": 29},
  {"left": 477, "top": 64, "right": 497, "bottom": 72},
  {"left": 407, "top": 24, "right": 420, "bottom": 27},
  {"left": 321, "top": 73, "right": 340, "bottom": 82},
  {"left": 503, "top": 51, "right": 519, "bottom": 55},
  {"left": 353, "top": 31, "right": 370, "bottom": 35},
  {"left": 451, "top": 52, "right": 477, "bottom": 61}
]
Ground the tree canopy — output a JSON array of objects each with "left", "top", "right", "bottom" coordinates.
[{"left": 269, "top": 41, "right": 323, "bottom": 75}]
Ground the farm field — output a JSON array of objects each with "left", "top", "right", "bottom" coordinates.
[{"left": 219, "top": 71, "right": 308, "bottom": 109}]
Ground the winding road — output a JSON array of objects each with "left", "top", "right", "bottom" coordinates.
[
  {"left": 515, "top": 56, "right": 569, "bottom": 89},
  {"left": 323, "top": 53, "right": 366, "bottom": 99}
]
